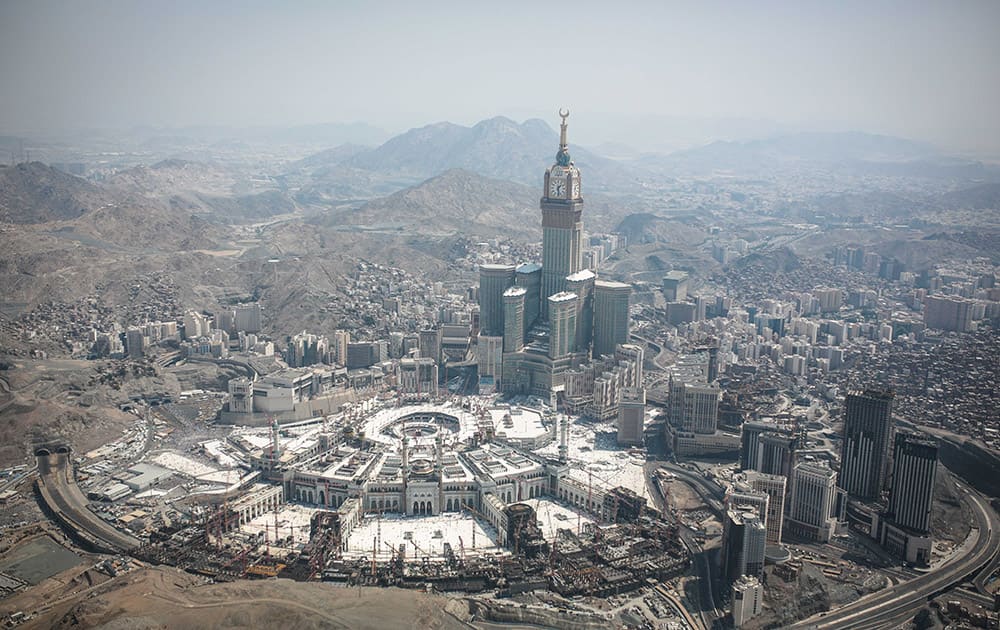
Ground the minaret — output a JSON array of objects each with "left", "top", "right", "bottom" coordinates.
[
  {"left": 559, "top": 414, "right": 569, "bottom": 463},
  {"left": 540, "top": 109, "right": 584, "bottom": 319}
]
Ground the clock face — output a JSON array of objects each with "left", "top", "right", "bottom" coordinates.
[
  {"left": 549, "top": 179, "right": 565, "bottom": 198},
  {"left": 571, "top": 180, "right": 580, "bottom": 198}
]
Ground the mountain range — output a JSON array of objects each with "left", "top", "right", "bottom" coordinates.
[
  {"left": 286, "top": 116, "right": 637, "bottom": 198},
  {"left": 640, "top": 131, "right": 1000, "bottom": 180},
  {"left": 0, "top": 162, "right": 115, "bottom": 223},
  {"left": 310, "top": 168, "right": 630, "bottom": 239}
]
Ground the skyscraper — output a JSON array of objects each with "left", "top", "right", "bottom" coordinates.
[
  {"left": 566, "top": 269, "right": 596, "bottom": 355},
  {"left": 662, "top": 270, "right": 689, "bottom": 302},
  {"left": 548, "top": 292, "right": 579, "bottom": 359},
  {"left": 592, "top": 280, "right": 630, "bottom": 359},
  {"left": 923, "top": 295, "right": 974, "bottom": 332},
  {"left": 540, "top": 110, "right": 584, "bottom": 318},
  {"left": 502, "top": 286, "right": 527, "bottom": 353},
  {"left": 743, "top": 471, "right": 787, "bottom": 546},
  {"left": 886, "top": 433, "right": 937, "bottom": 534},
  {"left": 839, "top": 390, "right": 895, "bottom": 500},
  {"left": 479, "top": 264, "right": 516, "bottom": 336},
  {"left": 617, "top": 387, "right": 646, "bottom": 446},
  {"left": 787, "top": 462, "right": 839, "bottom": 542},
  {"left": 484, "top": 111, "right": 632, "bottom": 402},
  {"left": 514, "top": 263, "right": 542, "bottom": 332},
  {"left": 722, "top": 507, "right": 767, "bottom": 583}
]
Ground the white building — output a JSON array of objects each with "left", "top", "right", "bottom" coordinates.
[
  {"left": 787, "top": 462, "right": 839, "bottom": 542},
  {"left": 731, "top": 575, "right": 763, "bottom": 628}
]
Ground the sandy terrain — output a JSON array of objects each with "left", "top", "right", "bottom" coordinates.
[{"left": 16, "top": 566, "right": 470, "bottom": 630}]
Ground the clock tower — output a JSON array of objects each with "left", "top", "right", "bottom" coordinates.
[{"left": 540, "top": 109, "right": 584, "bottom": 318}]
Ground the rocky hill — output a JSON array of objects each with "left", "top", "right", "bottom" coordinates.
[
  {"left": 107, "top": 159, "right": 241, "bottom": 197},
  {"left": 313, "top": 169, "right": 538, "bottom": 238},
  {"left": 293, "top": 116, "right": 636, "bottom": 198},
  {"left": 638, "top": 131, "right": 996, "bottom": 180},
  {"left": 615, "top": 212, "right": 710, "bottom": 247},
  {"left": 108, "top": 159, "right": 297, "bottom": 223},
  {"left": 0, "top": 162, "right": 115, "bottom": 223},
  {"left": 940, "top": 182, "right": 1000, "bottom": 210},
  {"left": 312, "top": 169, "right": 629, "bottom": 239}
]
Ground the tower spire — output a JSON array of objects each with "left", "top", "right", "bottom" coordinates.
[{"left": 556, "top": 108, "right": 571, "bottom": 166}]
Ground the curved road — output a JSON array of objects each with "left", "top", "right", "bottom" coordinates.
[
  {"left": 655, "top": 463, "right": 729, "bottom": 627},
  {"left": 788, "top": 489, "right": 1000, "bottom": 629},
  {"left": 36, "top": 453, "right": 139, "bottom": 552},
  {"left": 654, "top": 462, "right": 1000, "bottom": 629}
]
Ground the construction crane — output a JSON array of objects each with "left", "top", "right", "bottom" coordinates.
[
  {"left": 409, "top": 537, "right": 431, "bottom": 558},
  {"left": 461, "top": 503, "right": 493, "bottom": 549}
]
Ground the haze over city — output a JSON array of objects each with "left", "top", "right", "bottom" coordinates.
[{"left": 2, "top": 0, "right": 999, "bottom": 154}]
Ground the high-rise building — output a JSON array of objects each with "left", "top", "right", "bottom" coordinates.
[
  {"left": 478, "top": 264, "right": 516, "bottom": 335},
  {"left": 592, "top": 280, "right": 630, "bottom": 359},
  {"left": 731, "top": 575, "right": 763, "bottom": 628},
  {"left": 616, "top": 387, "right": 646, "bottom": 446},
  {"left": 787, "top": 462, "right": 839, "bottom": 542},
  {"left": 419, "top": 328, "right": 441, "bottom": 364},
  {"left": 289, "top": 332, "right": 328, "bottom": 367},
  {"left": 662, "top": 271, "right": 689, "bottom": 302},
  {"left": 183, "top": 310, "right": 210, "bottom": 340},
  {"left": 548, "top": 292, "right": 579, "bottom": 359},
  {"left": 679, "top": 383, "right": 721, "bottom": 434},
  {"left": 726, "top": 489, "right": 769, "bottom": 532},
  {"left": 839, "top": 389, "right": 895, "bottom": 500},
  {"left": 216, "top": 309, "right": 235, "bottom": 333},
  {"left": 813, "top": 287, "right": 843, "bottom": 313},
  {"left": 501, "top": 287, "right": 527, "bottom": 353},
  {"left": 126, "top": 327, "right": 146, "bottom": 359},
  {"left": 540, "top": 111, "right": 584, "bottom": 318},
  {"left": 228, "top": 377, "right": 254, "bottom": 414},
  {"left": 758, "top": 432, "right": 798, "bottom": 480},
  {"left": 397, "top": 358, "right": 439, "bottom": 400},
  {"left": 739, "top": 422, "right": 769, "bottom": 471},
  {"left": 742, "top": 471, "right": 787, "bottom": 546},
  {"left": 566, "top": 269, "right": 596, "bottom": 355},
  {"left": 234, "top": 303, "right": 262, "bottom": 333},
  {"left": 514, "top": 263, "right": 542, "bottom": 331},
  {"left": 476, "top": 334, "right": 503, "bottom": 380},
  {"left": 331, "top": 330, "right": 350, "bottom": 365},
  {"left": 923, "top": 295, "right": 974, "bottom": 332},
  {"left": 722, "top": 507, "right": 767, "bottom": 583},
  {"left": 886, "top": 433, "right": 937, "bottom": 534}
]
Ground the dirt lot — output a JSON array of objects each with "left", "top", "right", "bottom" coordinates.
[{"left": 13, "top": 566, "right": 471, "bottom": 630}]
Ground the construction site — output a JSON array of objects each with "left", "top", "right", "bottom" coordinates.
[{"left": 29, "top": 396, "right": 690, "bottom": 610}]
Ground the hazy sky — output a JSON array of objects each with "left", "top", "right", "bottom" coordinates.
[{"left": 1, "top": 0, "right": 998, "bottom": 154}]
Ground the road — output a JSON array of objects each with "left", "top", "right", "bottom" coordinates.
[
  {"left": 630, "top": 333, "right": 671, "bottom": 370},
  {"left": 788, "top": 488, "right": 1000, "bottom": 629},
  {"left": 648, "top": 462, "right": 728, "bottom": 628},
  {"left": 35, "top": 452, "right": 139, "bottom": 552},
  {"left": 654, "top": 462, "right": 1000, "bottom": 628}
]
